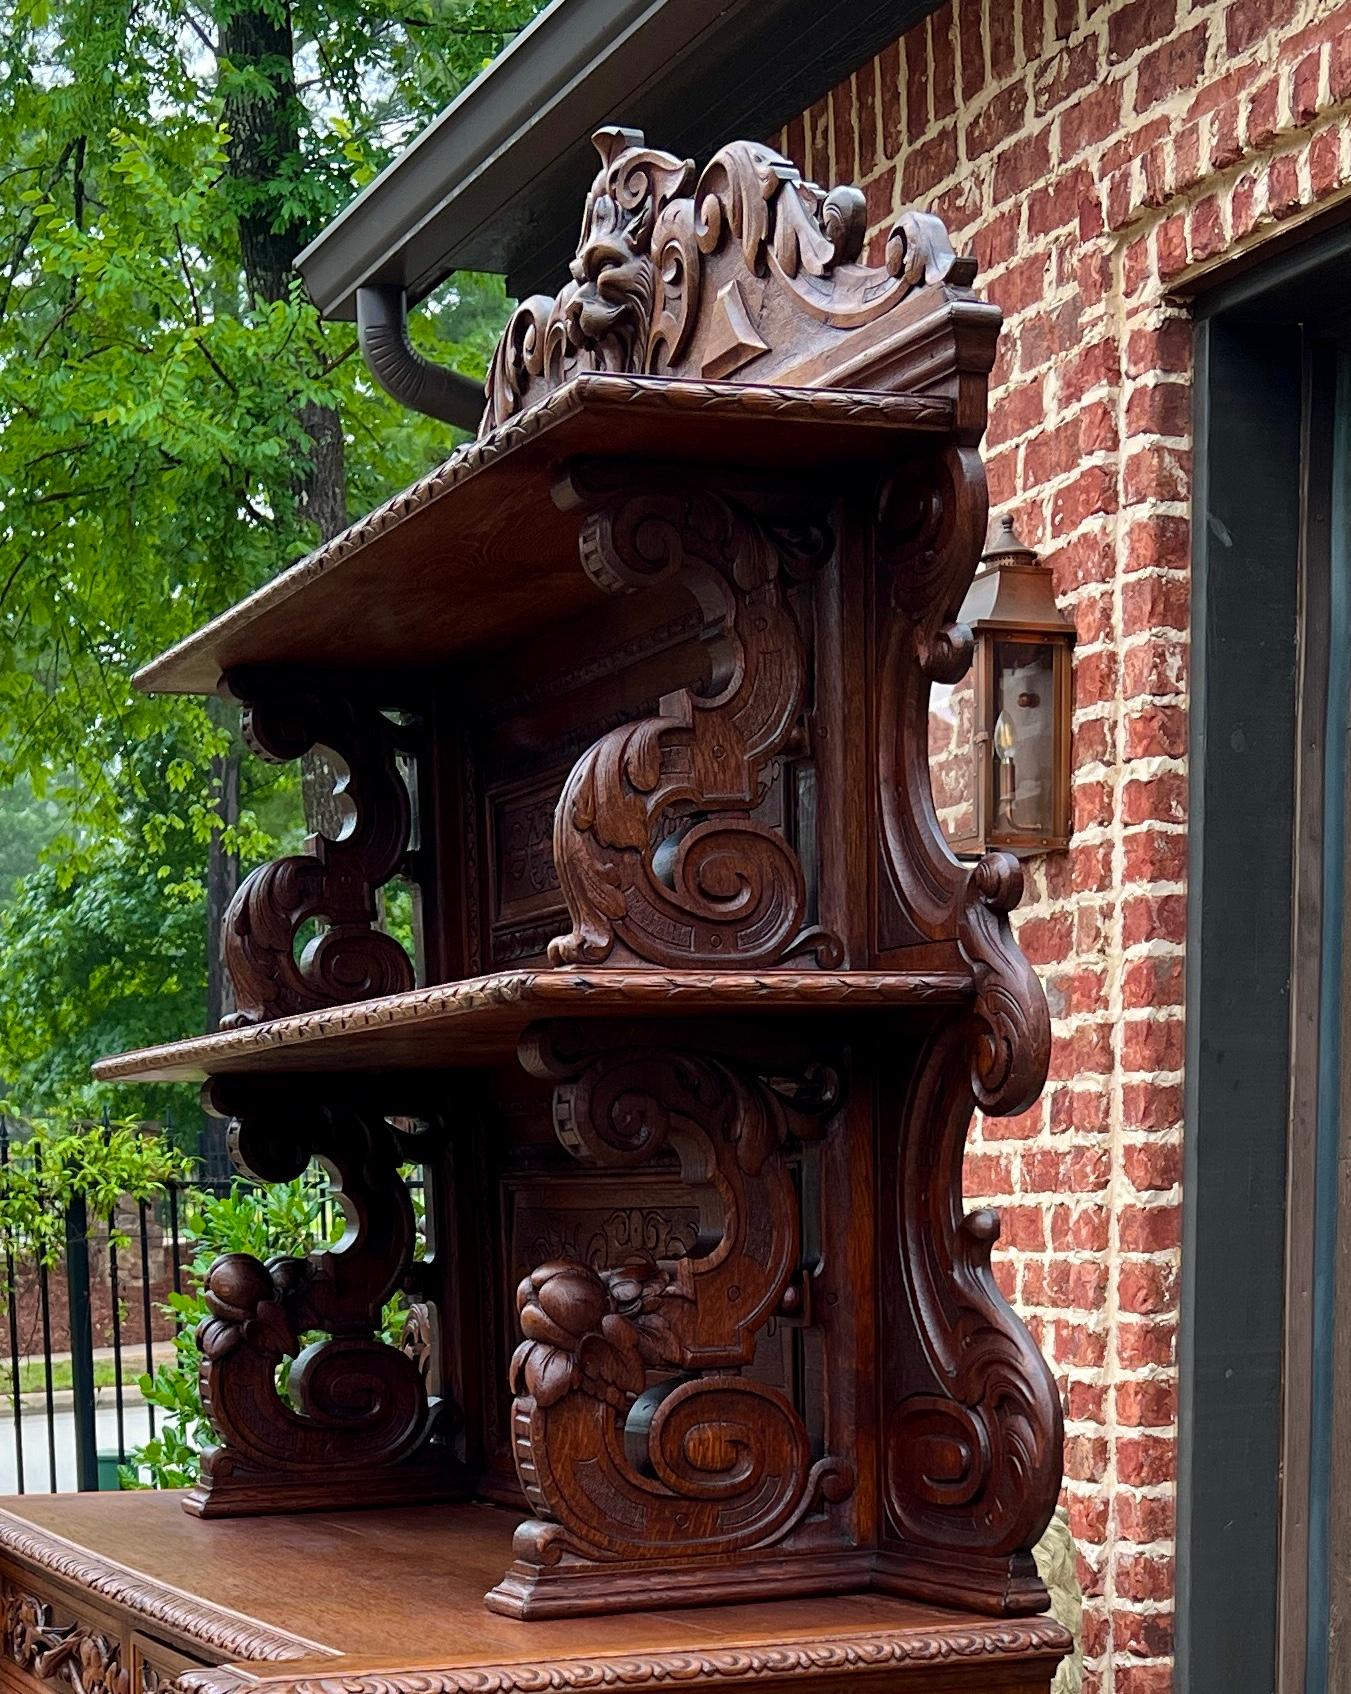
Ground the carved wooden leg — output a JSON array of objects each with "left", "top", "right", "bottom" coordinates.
[
  {"left": 184, "top": 1084, "right": 468, "bottom": 1518},
  {"left": 486, "top": 1036, "right": 854, "bottom": 1618},
  {"left": 873, "top": 1018, "right": 1063, "bottom": 1615}
]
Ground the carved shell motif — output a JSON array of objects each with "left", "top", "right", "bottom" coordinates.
[{"left": 481, "top": 127, "right": 968, "bottom": 432}]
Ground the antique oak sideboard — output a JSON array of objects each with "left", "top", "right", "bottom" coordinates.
[{"left": 0, "top": 132, "right": 1069, "bottom": 1694}]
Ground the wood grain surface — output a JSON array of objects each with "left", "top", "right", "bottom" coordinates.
[{"left": 0, "top": 1494, "right": 1069, "bottom": 1693}]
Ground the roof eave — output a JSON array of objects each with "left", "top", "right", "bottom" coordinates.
[{"left": 297, "top": 0, "right": 941, "bottom": 320}]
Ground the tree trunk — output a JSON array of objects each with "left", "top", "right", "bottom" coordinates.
[
  {"left": 218, "top": 1, "right": 348, "bottom": 540},
  {"left": 203, "top": 2, "right": 349, "bottom": 1179},
  {"left": 204, "top": 697, "right": 240, "bottom": 1036}
]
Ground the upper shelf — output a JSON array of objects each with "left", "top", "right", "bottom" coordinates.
[
  {"left": 92, "top": 967, "right": 972, "bottom": 1083},
  {"left": 138, "top": 375, "right": 953, "bottom": 697}
]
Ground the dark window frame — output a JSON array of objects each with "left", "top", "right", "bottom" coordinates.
[{"left": 1181, "top": 220, "right": 1351, "bottom": 1694}]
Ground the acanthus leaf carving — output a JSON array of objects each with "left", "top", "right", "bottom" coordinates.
[
  {"left": 220, "top": 683, "right": 415, "bottom": 1028},
  {"left": 548, "top": 488, "right": 841, "bottom": 971},
  {"left": 484, "top": 128, "right": 694, "bottom": 431},
  {"left": 4, "top": 1589, "right": 129, "bottom": 1694}
]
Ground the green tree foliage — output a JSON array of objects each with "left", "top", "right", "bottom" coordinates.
[
  {"left": 0, "top": 1107, "right": 188, "bottom": 1267},
  {"left": 0, "top": 0, "right": 541, "bottom": 1106},
  {"left": 0, "top": 725, "right": 295, "bottom": 1117}
]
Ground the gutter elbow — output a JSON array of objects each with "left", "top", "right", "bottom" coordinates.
[{"left": 356, "top": 283, "right": 485, "bottom": 432}]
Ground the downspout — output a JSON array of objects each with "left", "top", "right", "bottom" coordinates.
[{"left": 355, "top": 283, "right": 485, "bottom": 432}]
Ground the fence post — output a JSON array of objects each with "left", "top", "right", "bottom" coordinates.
[{"left": 64, "top": 1191, "right": 99, "bottom": 1491}]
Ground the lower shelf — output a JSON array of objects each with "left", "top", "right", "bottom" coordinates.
[{"left": 0, "top": 1491, "right": 1070, "bottom": 1694}]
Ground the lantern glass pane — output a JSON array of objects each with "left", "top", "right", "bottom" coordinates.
[
  {"left": 931, "top": 672, "right": 977, "bottom": 850},
  {"left": 991, "top": 639, "right": 1056, "bottom": 839}
]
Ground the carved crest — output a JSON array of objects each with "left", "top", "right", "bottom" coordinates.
[{"left": 483, "top": 128, "right": 975, "bottom": 432}]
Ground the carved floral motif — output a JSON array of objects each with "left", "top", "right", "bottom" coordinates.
[
  {"left": 187, "top": 1094, "right": 461, "bottom": 1515},
  {"left": 3, "top": 1590, "right": 128, "bottom": 1694}
]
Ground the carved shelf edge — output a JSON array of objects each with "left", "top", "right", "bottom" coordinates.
[
  {"left": 135, "top": 377, "right": 956, "bottom": 697},
  {"left": 171, "top": 1617, "right": 1072, "bottom": 1694},
  {"left": 91, "top": 969, "right": 974, "bottom": 1084},
  {"left": 0, "top": 1513, "right": 330, "bottom": 1664}
]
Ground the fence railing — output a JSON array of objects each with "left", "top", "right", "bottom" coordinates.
[{"left": 0, "top": 1114, "right": 417, "bottom": 1496}]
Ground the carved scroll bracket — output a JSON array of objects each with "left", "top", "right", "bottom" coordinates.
[
  {"left": 547, "top": 484, "right": 841, "bottom": 971},
  {"left": 879, "top": 1020, "right": 1062, "bottom": 1614},
  {"left": 185, "top": 1083, "right": 465, "bottom": 1517},
  {"left": 874, "top": 448, "right": 1049, "bottom": 1118},
  {"left": 487, "top": 1033, "right": 852, "bottom": 1613},
  {"left": 219, "top": 676, "right": 416, "bottom": 1028}
]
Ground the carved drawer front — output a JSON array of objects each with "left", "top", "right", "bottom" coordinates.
[
  {"left": 1, "top": 1577, "right": 134, "bottom": 1694},
  {"left": 130, "top": 1632, "right": 208, "bottom": 1693}
]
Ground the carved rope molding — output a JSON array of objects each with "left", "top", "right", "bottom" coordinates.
[
  {"left": 91, "top": 971, "right": 973, "bottom": 1083},
  {"left": 188, "top": 1095, "right": 458, "bottom": 1511},
  {"left": 219, "top": 687, "right": 414, "bottom": 1028},
  {"left": 483, "top": 127, "right": 973, "bottom": 430},
  {"left": 497, "top": 1038, "right": 851, "bottom": 1582},
  {"left": 549, "top": 488, "right": 841, "bottom": 970},
  {"left": 0, "top": 1522, "right": 321, "bottom": 1662},
  {"left": 162, "top": 1617, "right": 1072, "bottom": 1694}
]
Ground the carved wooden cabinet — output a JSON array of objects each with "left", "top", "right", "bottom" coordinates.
[{"left": 1, "top": 130, "right": 1070, "bottom": 1694}]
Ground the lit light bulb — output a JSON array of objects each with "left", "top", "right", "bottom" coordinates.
[{"left": 994, "top": 709, "right": 1017, "bottom": 761}]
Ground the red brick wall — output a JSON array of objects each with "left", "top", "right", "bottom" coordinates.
[{"left": 780, "top": 5, "right": 1351, "bottom": 1690}]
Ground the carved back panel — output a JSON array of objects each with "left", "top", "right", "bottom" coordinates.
[{"left": 463, "top": 518, "right": 828, "bottom": 972}]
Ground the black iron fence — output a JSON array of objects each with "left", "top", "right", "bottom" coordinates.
[
  {"left": 0, "top": 1114, "right": 229, "bottom": 1494},
  {"left": 0, "top": 1114, "right": 415, "bottom": 1496}
]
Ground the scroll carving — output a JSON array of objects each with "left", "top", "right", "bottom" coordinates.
[
  {"left": 881, "top": 1021, "right": 1062, "bottom": 1612},
  {"left": 483, "top": 128, "right": 975, "bottom": 432},
  {"left": 186, "top": 1093, "right": 463, "bottom": 1516},
  {"left": 4, "top": 1589, "right": 128, "bottom": 1694},
  {"left": 488, "top": 1040, "right": 852, "bottom": 1613},
  {"left": 220, "top": 686, "right": 414, "bottom": 1028},
  {"left": 874, "top": 448, "right": 1050, "bottom": 1117},
  {"left": 549, "top": 488, "right": 840, "bottom": 970}
]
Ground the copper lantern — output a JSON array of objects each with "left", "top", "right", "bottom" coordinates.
[{"left": 941, "top": 515, "right": 1075, "bottom": 858}]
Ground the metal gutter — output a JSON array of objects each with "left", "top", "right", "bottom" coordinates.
[{"left": 355, "top": 285, "right": 485, "bottom": 429}]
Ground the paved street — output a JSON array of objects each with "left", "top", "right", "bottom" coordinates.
[{"left": 0, "top": 1396, "right": 157, "bottom": 1493}]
